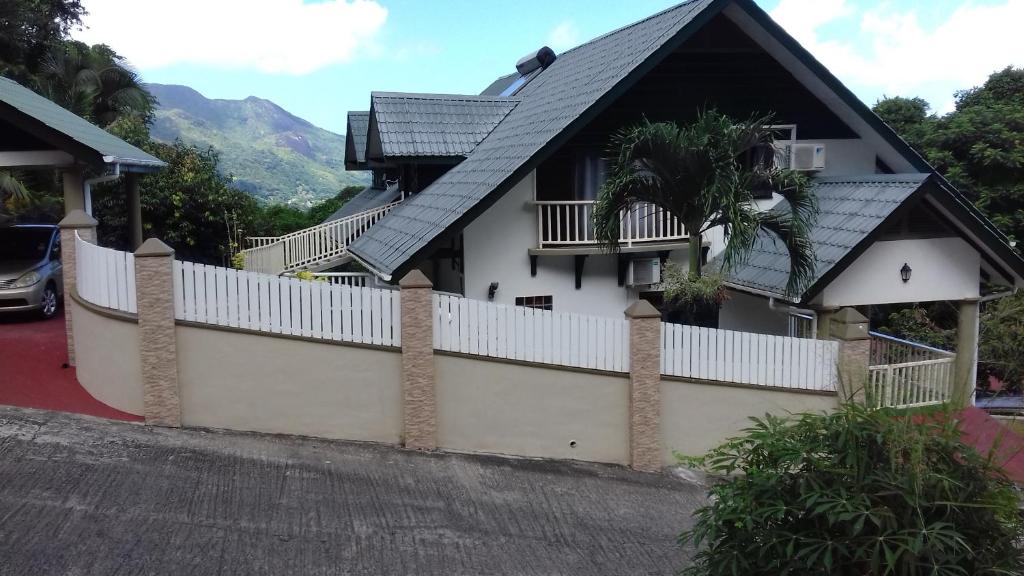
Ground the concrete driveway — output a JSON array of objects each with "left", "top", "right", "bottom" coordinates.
[{"left": 0, "top": 406, "right": 703, "bottom": 575}]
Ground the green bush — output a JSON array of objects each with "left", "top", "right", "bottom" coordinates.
[{"left": 680, "top": 405, "right": 1023, "bottom": 576}]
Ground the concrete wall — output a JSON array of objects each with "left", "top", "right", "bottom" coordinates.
[
  {"left": 810, "top": 139, "right": 877, "bottom": 177},
  {"left": 70, "top": 298, "right": 144, "bottom": 415},
  {"left": 435, "top": 354, "right": 631, "bottom": 464},
  {"left": 718, "top": 290, "right": 790, "bottom": 335},
  {"left": 660, "top": 378, "right": 838, "bottom": 463},
  {"left": 175, "top": 325, "right": 403, "bottom": 443},
  {"left": 820, "top": 238, "right": 980, "bottom": 307}
]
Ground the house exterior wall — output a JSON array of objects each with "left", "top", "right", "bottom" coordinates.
[
  {"left": 70, "top": 297, "right": 145, "bottom": 415},
  {"left": 718, "top": 290, "right": 790, "bottom": 336},
  {"left": 808, "top": 139, "right": 877, "bottom": 177},
  {"left": 819, "top": 238, "right": 980, "bottom": 307}
]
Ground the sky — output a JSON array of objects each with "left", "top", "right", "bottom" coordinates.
[{"left": 73, "top": 0, "right": 1024, "bottom": 135}]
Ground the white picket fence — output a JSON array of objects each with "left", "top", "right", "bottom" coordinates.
[
  {"left": 661, "top": 322, "right": 839, "bottom": 391},
  {"left": 432, "top": 293, "right": 630, "bottom": 372},
  {"left": 75, "top": 233, "right": 137, "bottom": 313},
  {"left": 867, "top": 332, "right": 956, "bottom": 408},
  {"left": 172, "top": 261, "right": 401, "bottom": 346}
]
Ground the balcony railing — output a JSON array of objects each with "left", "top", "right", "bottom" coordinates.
[{"left": 536, "top": 200, "right": 687, "bottom": 248}]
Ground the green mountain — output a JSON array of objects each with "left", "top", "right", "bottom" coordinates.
[{"left": 146, "top": 83, "right": 368, "bottom": 206}]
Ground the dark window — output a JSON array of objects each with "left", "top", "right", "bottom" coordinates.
[
  {"left": 515, "top": 295, "right": 553, "bottom": 311},
  {"left": 574, "top": 150, "right": 607, "bottom": 200},
  {"left": 0, "top": 227, "right": 53, "bottom": 261}
]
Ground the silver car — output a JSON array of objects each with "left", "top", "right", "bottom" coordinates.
[{"left": 0, "top": 225, "right": 63, "bottom": 319}]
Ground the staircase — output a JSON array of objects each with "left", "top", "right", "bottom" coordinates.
[{"left": 241, "top": 201, "right": 400, "bottom": 275}]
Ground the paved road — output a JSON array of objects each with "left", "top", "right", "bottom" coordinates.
[{"left": 0, "top": 407, "right": 703, "bottom": 575}]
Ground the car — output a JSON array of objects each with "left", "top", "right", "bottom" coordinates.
[{"left": 0, "top": 224, "right": 63, "bottom": 319}]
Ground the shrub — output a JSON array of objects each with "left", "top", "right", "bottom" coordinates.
[{"left": 680, "top": 405, "right": 1023, "bottom": 576}]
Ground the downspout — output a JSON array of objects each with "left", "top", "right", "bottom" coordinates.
[
  {"left": 83, "top": 164, "right": 121, "bottom": 216},
  {"left": 769, "top": 297, "right": 818, "bottom": 339}
]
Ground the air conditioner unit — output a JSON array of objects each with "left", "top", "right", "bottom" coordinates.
[
  {"left": 788, "top": 143, "right": 826, "bottom": 171},
  {"left": 627, "top": 258, "right": 661, "bottom": 287}
]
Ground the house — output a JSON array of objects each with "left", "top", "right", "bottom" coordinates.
[{"left": 242, "top": 0, "right": 1024, "bottom": 382}]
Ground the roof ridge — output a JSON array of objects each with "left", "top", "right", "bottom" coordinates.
[
  {"left": 371, "top": 91, "right": 521, "bottom": 103},
  {"left": 556, "top": 0, "right": 703, "bottom": 58}
]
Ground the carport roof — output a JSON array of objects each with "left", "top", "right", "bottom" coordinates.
[{"left": 0, "top": 76, "right": 165, "bottom": 172}]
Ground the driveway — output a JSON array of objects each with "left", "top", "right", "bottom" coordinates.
[
  {"left": 0, "top": 313, "right": 140, "bottom": 421},
  {"left": 0, "top": 406, "right": 703, "bottom": 575}
]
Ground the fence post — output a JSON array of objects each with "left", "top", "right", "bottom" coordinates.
[
  {"left": 134, "top": 238, "right": 181, "bottom": 427},
  {"left": 625, "top": 300, "right": 662, "bottom": 472},
  {"left": 57, "top": 209, "right": 98, "bottom": 366},
  {"left": 830, "top": 307, "right": 870, "bottom": 403},
  {"left": 400, "top": 270, "right": 436, "bottom": 450}
]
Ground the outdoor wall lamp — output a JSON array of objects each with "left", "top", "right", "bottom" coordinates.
[
  {"left": 488, "top": 282, "right": 499, "bottom": 300},
  {"left": 900, "top": 263, "right": 912, "bottom": 283}
]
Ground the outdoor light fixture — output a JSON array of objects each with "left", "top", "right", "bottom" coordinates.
[
  {"left": 488, "top": 282, "right": 499, "bottom": 300},
  {"left": 900, "top": 263, "right": 912, "bottom": 283}
]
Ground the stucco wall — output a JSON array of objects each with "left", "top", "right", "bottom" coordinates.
[
  {"left": 70, "top": 298, "right": 144, "bottom": 415},
  {"left": 435, "top": 354, "right": 631, "bottom": 464},
  {"left": 820, "top": 237, "right": 980, "bottom": 307},
  {"left": 176, "top": 325, "right": 403, "bottom": 443},
  {"left": 718, "top": 290, "right": 790, "bottom": 335},
  {"left": 661, "top": 378, "right": 838, "bottom": 463}
]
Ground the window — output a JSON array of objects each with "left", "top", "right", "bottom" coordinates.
[{"left": 515, "top": 295, "right": 553, "bottom": 311}]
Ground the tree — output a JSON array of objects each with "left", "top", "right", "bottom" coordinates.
[
  {"left": 978, "top": 291, "right": 1024, "bottom": 391},
  {"left": 307, "top": 185, "right": 364, "bottom": 224},
  {"left": 0, "top": 0, "right": 86, "bottom": 82},
  {"left": 593, "top": 110, "right": 817, "bottom": 296},
  {"left": 681, "top": 405, "right": 1024, "bottom": 576}
]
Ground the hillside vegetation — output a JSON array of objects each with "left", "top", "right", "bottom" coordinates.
[{"left": 148, "top": 83, "right": 368, "bottom": 205}]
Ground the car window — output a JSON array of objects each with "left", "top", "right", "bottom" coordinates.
[
  {"left": 0, "top": 228, "right": 54, "bottom": 261},
  {"left": 50, "top": 236, "right": 61, "bottom": 260}
]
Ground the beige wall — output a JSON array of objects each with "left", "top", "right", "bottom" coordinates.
[
  {"left": 175, "top": 325, "right": 403, "bottom": 443},
  {"left": 660, "top": 378, "right": 838, "bottom": 464},
  {"left": 435, "top": 354, "right": 631, "bottom": 465},
  {"left": 70, "top": 298, "right": 144, "bottom": 415}
]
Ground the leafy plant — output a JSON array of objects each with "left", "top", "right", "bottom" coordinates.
[
  {"left": 876, "top": 306, "right": 956, "bottom": 351},
  {"left": 680, "top": 404, "right": 1024, "bottom": 576},
  {"left": 979, "top": 292, "right": 1024, "bottom": 392}
]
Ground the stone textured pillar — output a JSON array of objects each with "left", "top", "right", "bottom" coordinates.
[
  {"left": 126, "top": 172, "right": 143, "bottom": 250},
  {"left": 57, "top": 210, "right": 98, "bottom": 366},
  {"left": 830, "top": 307, "right": 871, "bottom": 403},
  {"left": 625, "top": 300, "right": 662, "bottom": 472},
  {"left": 955, "top": 299, "right": 980, "bottom": 407},
  {"left": 400, "top": 270, "right": 436, "bottom": 450},
  {"left": 134, "top": 238, "right": 181, "bottom": 427},
  {"left": 62, "top": 169, "right": 85, "bottom": 215},
  {"left": 815, "top": 308, "right": 837, "bottom": 340}
]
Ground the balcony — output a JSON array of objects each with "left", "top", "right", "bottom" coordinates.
[{"left": 534, "top": 200, "right": 687, "bottom": 252}]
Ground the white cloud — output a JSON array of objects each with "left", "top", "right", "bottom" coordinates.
[
  {"left": 770, "top": 0, "right": 1024, "bottom": 112},
  {"left": 547, "top": 20, "right": 581, "bottom": 52},
  {"left": 74, "top": 0, "right": 388, "bottom": 75}
]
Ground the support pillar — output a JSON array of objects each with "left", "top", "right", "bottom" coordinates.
[
  {"left": 815, "top": 308, "right": 837, "bottom": 340},
  {"left": 62, "top": 169, "right": 85, "bottom": 215},
  {"left": 830, "top": 307, "right": 870, "bottom": 403},
  {"left": 134, "top": 238, "right": 181, "bottom": 427},
  {"left": 57, "top": 210, "right": 98, "bottom": 366},
  {"left": 955, "top": 299, "right": 980, "bottom": 407},
  {"left": 625, "top": 300, "right": 662, "bottom": 472},
  {"left": 126, "top": 172, "right": 143, "bottom": 250},
  {"left": 400, "top": 270, "right": 436, "bottom": 450}
]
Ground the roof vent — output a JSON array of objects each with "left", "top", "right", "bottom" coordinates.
[{"left": 515, "top": 46, "right": 557, "bottom": 75}]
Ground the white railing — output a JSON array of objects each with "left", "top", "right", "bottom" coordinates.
[
  {"left": 173, "top": 260, "right": 401, "bottom": 346},
  {"left": 241, "top": 201, "right": 401, "bottom": 275},
  {"left": 284, "top": 272, "right": 383, "bottom": 288},
  {"left": 536, "top": 200, "right": 687, "bottom": 248},
  {"left": 433, "top": 293, "right": 630, "bottom": 372},
  {"left": 75, "top": 233, "right": 137, "bottom": 313},
  {"left": 661, "top": 322, "right": 839, "bottom": 391},
  {"left": 867, "top": 332, "right": 956, "bottom": 408}
]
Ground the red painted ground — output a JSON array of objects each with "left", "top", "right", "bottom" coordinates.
[
  {"left": 955, "top": 406, "right": 1024, "bottom": 484},
  {"left": 0, "top": 311, "right": 142, "bottom": 421}
]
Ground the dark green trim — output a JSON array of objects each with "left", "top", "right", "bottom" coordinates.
[
  {"left": 926, "top": 183, "right": 1024, "bottom": 281},
  {"left": 380, "top": 0, "right": 732, "bottom": 280},
  {"left": 0, "top": 101, "right": 105, "bottom": 168}
]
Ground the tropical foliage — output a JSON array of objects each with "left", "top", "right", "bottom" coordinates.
[
  {"left": 681, "top": 405, "right": 1024, "bottom": 576},
  {"left": 593, "top": 110, "right": 817, "bottom": 297}
]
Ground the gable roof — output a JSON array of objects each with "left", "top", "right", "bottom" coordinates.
[
  {"left": 349, "top": 0, "right": 724, "bottom": 278},
  {"left": 367, "top": 92, "right": 519, "bottom": 160},
  {"left": 0, "top": 75, "right": 165, "bottom": 171},
  {"left": 716, "top": 174, "right": 930, "bottom": 301},
  {"left": 322, "top": 185, "right": 402, "bottom": 223},
  {"left": 344, "top": 111, "right": 370, "bottom": 169}
]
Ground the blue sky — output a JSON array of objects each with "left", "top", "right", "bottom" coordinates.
[{"left": 75, "top": 0, "right": 1024, "bottom": 134}]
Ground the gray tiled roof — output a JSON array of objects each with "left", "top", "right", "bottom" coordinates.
[
  {"left": 370, "top": 92, "right": 519, "bottom": 159},
  {"left": 322, "top": 185, "right": 402, "bottom": 223},
  {"left": 0, "top": 75, "right": 165, "bottom": 169},
  {"left": 716, "top": 174, "right": 930, "bottom": 300},
  {"left": 347, "top": 111, "right": 369, "bottom": 164},
  {"left": 350, "top": 0, "right": 719, "bottom": 277}
]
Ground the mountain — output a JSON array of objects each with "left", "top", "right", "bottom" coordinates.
[{"left": 146, "top": 83, "right": 368, "bottom": 206}]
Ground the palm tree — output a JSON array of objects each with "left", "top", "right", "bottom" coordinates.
[{"left": 593, "top": 110, "right": 818, "bottom": 297}]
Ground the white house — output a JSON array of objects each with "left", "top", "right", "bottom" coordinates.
[{"left": 243, "top": 0, "right": 1024, "bottom": 364}]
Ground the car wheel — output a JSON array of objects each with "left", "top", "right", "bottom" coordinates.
[{"left": 40, "top": 283, "right": 59, "bottom": 319}]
